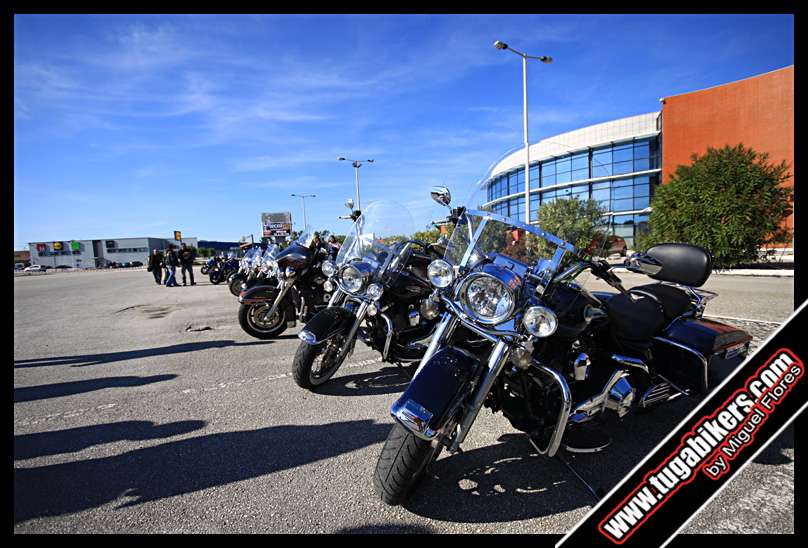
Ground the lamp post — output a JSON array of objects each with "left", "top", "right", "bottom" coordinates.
[
  {"left": 337, "top": 157, "right": 374, "bottom": 211},
  {"left": 290, "top": 193, "right": 316, "bottom": 229},
  {"left": 494, "top": 40, "right": 552, "bottom": 223}
]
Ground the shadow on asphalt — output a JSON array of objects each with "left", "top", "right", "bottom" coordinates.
[
  {"left": 335, "top": 523, "right": 435, "bottom": 533},
  {"left": 15, "top": 420, "right": 207, "bottom": 460},
  {"left": 14, "top": 419, "right": 391, "bottom": 524},
  {"left": 753, "top": 425, "right": 794, "bottom": 465},
  {"left": 315, "top": 366, "right": 411, "bottom": 397},
  {"left": 14, "top": 340, "right": 273, "bottom": 369},
  {"left": 14, "top": 374, "right": 178, "bottom": 403}
]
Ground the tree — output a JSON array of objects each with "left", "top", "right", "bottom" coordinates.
[
  {"left": 536, "top": 197, "right": 608, "bottom": 256},
  {"left": 640, "top": 144, "right": 792, "bottom": 269}
]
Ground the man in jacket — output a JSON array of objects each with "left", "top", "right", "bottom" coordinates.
[
  {"left": 164, "top": 245, "right": 180, "bottom": 287},
  {"left": 179, "top": 243, "right": 196, "bottom": 286},
  {"left": 147, "top": 249, "right": 163, "bottom": 285}
]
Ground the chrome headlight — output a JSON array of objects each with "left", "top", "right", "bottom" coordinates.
[
  {"left": 427, "top": 259, "right": 454, "bottom": 288},
  {"left": 366, "top": 283, "right": 383, "bottom": 301},
  {"left": 321, "top": 260, "right": 337, "bottom": 277},
  {"left": 340, "top": 264, "right": 366, "bottom": 293},
  {"left": 522, "top": 306, "right": 558, "bottom": 338},
  {"left": 459, "top": 272, "right": 515, "bottom": 325}
]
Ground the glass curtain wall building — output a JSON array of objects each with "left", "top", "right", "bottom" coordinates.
[{"left": 482, "top": 112, "right": 661, "bottom": 249}]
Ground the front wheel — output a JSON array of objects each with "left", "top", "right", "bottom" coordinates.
[
  {"left": 229, "top": 275, "right": 245, "bottom": 296},
  {"left": 238, "top": 303, "right": 287, "bottom": 339},
  {"left": 200, "top": 265, "right": 209, "bottom": 275},
  {"left": 373, "top": 423, "right": 443, "bottom": 506},
  {"left": 209, "top": 270, "right": 223, "bottom": 284},
  {"left": 292, "top": 336, "right": 349, "bottom": 389}
]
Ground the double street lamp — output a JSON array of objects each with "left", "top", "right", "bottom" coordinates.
[
  {"left": 290, "top": 193, "right": 316, "bottom": 229},
  {"left": 337, "top": 157, "right": 374, "bottom": 211},
  {"left": 494, "top": 40, "right": 552, "bottom": 223}
]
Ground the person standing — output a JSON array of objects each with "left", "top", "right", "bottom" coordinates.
[
  {"left": 327, "top": 235, "right": 341, "bottom": 260},
  {"left": 179, "top": 243, "right": 196, "bottom": 286},
  {"left": 147, "top": 249, "right": 163, "bottom": 285},
  {"left": 164, "top": 244, "right": 180, "bottom": 287}
]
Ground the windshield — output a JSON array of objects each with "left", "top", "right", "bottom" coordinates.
[
  {"left": 445, "top": 149, "right": 613, "bottom": 285},
  {"left": 242, "top": 247, "right": 258, "bottom": 267},
  {"left": 336, "top": 200, "right": 415, "bottom": 271},
  {"left": 293, "top": 225, "right": 317, "bottom": 248},
  {"left": 263, "top": 244, "right": 279, "bottom": 262}
]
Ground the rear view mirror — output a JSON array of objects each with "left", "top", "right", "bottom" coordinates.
[
  {"left": 430, "top": 186, "right": 451, "bottom": 208},
  {"left": 345, "top": 198, "right": 354, "bottom": 210}
]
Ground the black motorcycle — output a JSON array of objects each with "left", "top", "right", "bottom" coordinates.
[
  {"left": 292, "top": 200, "right": 446, "bottom": 390},
  {"left": 372, "top": 185, "right": 752, "bottom": 506},
  {"left": 209, "top": 254, "right": 239, "bottom": 285},
  {"left": 237, "top": 230, "right": 329, "bottom": 339}
]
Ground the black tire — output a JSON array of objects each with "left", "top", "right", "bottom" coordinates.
[
  {"left": 201, "top": 265, "right": 209, "bottom": 275},
  {"left": 292, "top": 336, "right": 348, "bottom": 389},
  {"left": 373, "top": 423, "right": 442, "bottom": 506},
  {"left": 238, "top": 303, "right": 287, "bottom": 339},
  {"left": 209, "top": 270, "right": 222, "bottom": 284},
  {"left": 229, "top": 276, "right": 245, "bottom": 297}
]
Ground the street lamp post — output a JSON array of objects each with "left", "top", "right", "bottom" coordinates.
[
  {"left": 290, "top": 193, "right": 316, "bottom": 229},
  {"left": 337, "top": 157, "right": 374, "bottom": 211},
  {"left": 494, "top": 40, "right": 552, "bottom": 223}
]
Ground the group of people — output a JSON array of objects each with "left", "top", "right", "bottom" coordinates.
[{"left": 147, "top": 243, "right": 196, "bottom": 287}]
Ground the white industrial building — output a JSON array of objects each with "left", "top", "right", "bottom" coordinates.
[{"left": 28, "top": 236, "right": 199, "bottom": 268}]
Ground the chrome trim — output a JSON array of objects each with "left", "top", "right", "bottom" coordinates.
[
  {"left": 457, "top": 270, "right": 517, "bottom": 326},
  {"left": 448, "top": 340, "right": 510, "bottom": 452},
  {"left": 263, "top": 280, "right": 291, "bottom": 322},
  {"left": 328, "top": 288, "right": 345, "bottom": 307},
  {"left": 611, "top": 353, "right": 650, "bottom": 375},
  {"left": 392, "top": 398, "right": 436, "bottom": 439},
  {"left": 569, "top": 370, "right": 631, "bottom": 424},
  {"left": 380, "top": 313, "right": 394, "bottom": 360},
  {"left": 298, "top": 330, "right": 317, "bottom": 345},
  {"left": 653, "top": 336, "right": 709, "bottom": 392},
  {"left": 531, "top": 363, "right": 572, "bottom": 457},
  {"left": 337, "top": 300, "right": 370, "bottom": 362},
  {"left": 413, "top": 314, "right": 459, "bottom": 378}
]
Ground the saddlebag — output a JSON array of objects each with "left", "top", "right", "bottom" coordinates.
[{"left": 651, "top": 317, "right": 752, "bottom": 394}]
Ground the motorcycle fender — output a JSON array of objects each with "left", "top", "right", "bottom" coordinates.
[
  {"left": 391, "top": 346, "right": 479, "bottom": 440},
  {"left": 239, "top": 284, "right": 278, "bottom": 305},
  {"left": 298, "top": 306, "right": 355, "bottom": 345}
]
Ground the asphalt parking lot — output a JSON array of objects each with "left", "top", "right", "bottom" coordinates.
[{"left": 13, "top": 269, "right": 795, "bottom": 534}]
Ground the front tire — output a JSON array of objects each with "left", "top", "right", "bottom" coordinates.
[
  {"left": 238, "top": 303, "right": 287, "bottom": 339},
  {"left": 229, "top": 275, "right": 245, "bottom": 296},
  {"left": 292, "top": 336, "right": 348, "bottom": 389},
  {"left": 209, "top": 270, "right": 223, "bottom": 284},
  {"left": 201, "top": 265, "right": 209, "bottom": 275},
  {"left": 373, "top": 423, "right": 442, "bottom": 506}
]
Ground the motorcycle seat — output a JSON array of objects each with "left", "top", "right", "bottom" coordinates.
[{"left": 628, "top": 283, "right": 693, "bottom": 324}]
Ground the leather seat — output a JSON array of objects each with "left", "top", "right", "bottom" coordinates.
[{"left": 629, "top": 283, "right": 692, "bottom": 324}]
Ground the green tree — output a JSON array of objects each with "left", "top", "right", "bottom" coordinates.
[
  {"left": 640, "top": 144, "right": 792, "bottom": 269},
  {"left": 536, "top": 197, "right": 609, "bottom": 255}
]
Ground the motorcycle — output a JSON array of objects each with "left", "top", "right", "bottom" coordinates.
[
  {"left": 200, "top": 256, "right": 216, "bottom": 275},
  {"left": 228, "top": 246, "right": 267, "bottom": 297},
  {"left": 209, "top": 253, "right": 239, "bottom": 285},
  {"left": 372, "top": 182, "right": 752, "bottom": 506},
  {"left": 292, "top": 200, "right": 446, "bottom": 390},
  {"left": 237, "top": 229, "right": 329, "bottom": 339}
]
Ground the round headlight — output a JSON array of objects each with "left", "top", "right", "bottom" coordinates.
[
  {"left": 340, "top": 265, "right": 365, "bottom": 293},
  {"left": 321, "top": 260, "right": 337, "bottom": 277},
  {"left": 523, "top": 306, "right": 558, "bottom": 338},
  {"left": 427, "top": 259, "right": 454, "bottom": 288},
  {"left": 367, "top": 283, "right": 383, "bottom": 301},
  {"left": 461, "top": 274, "right": 515, "bottom": 325},
  {"left": 323, "top": 279, "right": 334, "bottom": 292}
]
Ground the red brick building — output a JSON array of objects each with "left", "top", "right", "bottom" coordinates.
[{"left": 660, "top": 65, "right": 794, "bottom": 239}]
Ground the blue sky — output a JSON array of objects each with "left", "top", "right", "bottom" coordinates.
[{"left": 14, "top": 14, "right": 794, "bottom": 249}]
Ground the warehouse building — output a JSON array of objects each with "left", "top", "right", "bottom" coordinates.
[
  {"left": 28, "top": 236, "right": 199, "bottom": 268},
  {"left": 483, "top": 65, "right": 794, "bottom": 250}
]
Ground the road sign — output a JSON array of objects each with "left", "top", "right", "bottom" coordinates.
[{"left": 174, "top": 231, "right": 182, "bottom": 241}]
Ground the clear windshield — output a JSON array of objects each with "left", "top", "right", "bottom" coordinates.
[
  {"left": 294, "top": 225, "right": 316, "bottom": 248},
  {"left": 336, "top": 200, "right": 416, "bottom": 270},
  {"left": 242, "top": 248, "right": 258, "bottom": 267},
  {"left": 445, "top": 151, "right": 612, "bottom": 285},
  {"left": 262, "top": 244, "right": 279, "bottom": 262}
]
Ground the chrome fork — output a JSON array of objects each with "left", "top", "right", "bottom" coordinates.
[
  {"left": 263, "top": 279, "right": 293, "bottom": 321},
  {"left": 447, "top": 339, "right": 510, "bottom": 452}
]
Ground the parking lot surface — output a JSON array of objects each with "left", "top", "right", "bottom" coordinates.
[{"left": 14, "top": 270, "right": 795, "bottom": 533}]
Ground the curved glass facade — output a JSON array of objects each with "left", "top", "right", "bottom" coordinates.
[{"left": 484, "top": 136, "right": 660, "bottom": 249}]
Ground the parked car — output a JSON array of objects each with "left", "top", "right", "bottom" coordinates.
[
  {"left": 119, "top": 262, "right": 132, "bottom": 268},
  {"left": 54, "top": 265, "right": 71, "bottom": 270},
  {"left": 131, "top": 261, "right": 144, "bottom": 267},
  {"left": 23, "top": 265, "right": 43, "bottom": 272}
]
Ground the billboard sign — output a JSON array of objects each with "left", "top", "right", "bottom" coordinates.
[
  {"left": 262, "top": 212, "right": 292, "bottom": 238},
  {"left": 70, "top": 241, "right": 81, "bottom": 252},
  {"left": 53, "top": 241, "right": 63, "bottom": 251}
]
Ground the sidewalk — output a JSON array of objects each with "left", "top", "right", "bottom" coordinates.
[{"left": 612, "top": 267, "right": 794, "bottom": 277}]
